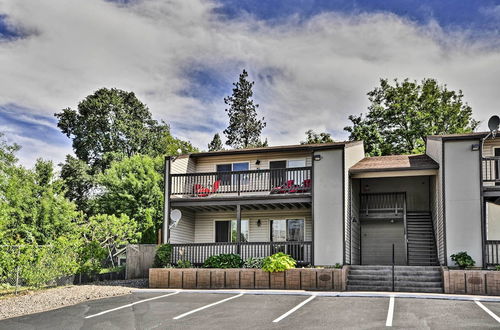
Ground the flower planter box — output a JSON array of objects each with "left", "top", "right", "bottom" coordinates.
[
  {"left": 442, "top": 268, "right": 500, "bottom": 295},
  {"left": 149, "top": 268, "right": 347, "bottom": 291}
]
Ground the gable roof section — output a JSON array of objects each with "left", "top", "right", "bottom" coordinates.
[
  {"left": 188, "top": 141, "right": 363, "bottom": 158},
  {"left": 349, "top": 154, "right": 439, "bottom": 173}
]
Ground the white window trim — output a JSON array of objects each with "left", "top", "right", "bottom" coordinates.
[
  {"left": 214, "top": 162, "right": 250, "bottom": 172},
  {"left": 213, "top": 219, "right": 250, "bottom": 242},
  {"left": 269, "top": 217, "right": 306, "bottom": 241}
]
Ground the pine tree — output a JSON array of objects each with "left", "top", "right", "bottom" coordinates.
[
  {"left": 208, "top": 133, "right": 223, "bottom": 151},
  {"left": 223, "top": 70, "right": 266, "bottom": 149}
]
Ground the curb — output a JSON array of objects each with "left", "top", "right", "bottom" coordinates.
[{"left": 131, "top": 288, "right": 500, "bottom": 302}]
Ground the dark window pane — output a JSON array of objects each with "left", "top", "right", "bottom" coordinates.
[
  {"left": 215, "top": 221, "right": 230, "bottom": 242},
  {"left": 216, "top": 164, "right": 232, "bottom": 185}
]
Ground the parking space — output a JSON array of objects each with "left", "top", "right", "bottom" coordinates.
[{"left": 2, "top": 291, "right": 500, "bottom": 329}]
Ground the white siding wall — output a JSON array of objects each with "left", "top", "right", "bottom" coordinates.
[
  {"left": 170, "top": 156, "right": 196, "bottom": 174},
  {"left": 444, "top": 140, "right": 483, "bottom": 266},
  {"left": 193, "top": 209, "right": 312, "bottom": 243},
  {"left": 313, "top": 148, "right": 344, "bottom": 266},
  {"left": 194, "top": 152, "right": 312, "bottom": 172},
  {"left": 170, "top": 210, "right": 195, "bottom": 243}
]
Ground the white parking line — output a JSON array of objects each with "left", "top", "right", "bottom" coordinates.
[
  {"left": 84, "top": 291, "right": 179, "bottom": 319},
  {"left": 475, "top": 300, "right": 500, "bottom": 323},
  {"left": 386, "top": 296, "right": 395, "bottom": 327},
  {"left": 272, "top": 295, "right": 316, "bottom": 323},
  {"left": 173, "top": 293, "right": 244, "bottom": 320}
]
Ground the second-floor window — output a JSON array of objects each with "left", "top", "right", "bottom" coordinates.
[{"left": 216, "top": 162, "right": 249, "bottom": 186}]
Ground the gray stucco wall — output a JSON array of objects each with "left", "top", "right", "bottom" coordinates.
[
  {"left": 313, "top": 148, "right": 344, "bottom": 265},
  {"left": 444, "top": 140, "right": 483, "bottom": 266}
]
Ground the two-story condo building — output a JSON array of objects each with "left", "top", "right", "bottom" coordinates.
[{"left": 161, "top": 132, "right": 500, "bottom": 273}]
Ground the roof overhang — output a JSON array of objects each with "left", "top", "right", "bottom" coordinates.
[{"left": 351, "top": 169, "right": 438, "bottom": 179}]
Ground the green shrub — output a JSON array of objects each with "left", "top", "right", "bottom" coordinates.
[
  {"left": 176, "top": 260, "right": 192, "bottom": 268},
  {"left": 334, "top": 263, "right": 342, "bottom": 269},
  {"left": 451, "top": 251, "right": 475, "bottom": 269},
  {"left": 153, "top": 244, "right": 172, "bottom": 268},
  {"left": 203, "top": 254, "right": 243, "bottom": 268},
  {"left": 495, "top": 265, "right": 500, "bottom": 271},
  {"left": 243, "top": 257, "right": 264, "bottom": 268},
  {"left": 262, "top": 253, "right": 296, "bottom": 272}
]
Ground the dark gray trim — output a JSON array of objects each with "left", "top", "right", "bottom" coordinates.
[
  {"left": 442, "top": 141, "right": 448, "bottom": 266},
  {"left": 171, "top": 196, "right": 312, "bottom": 207},
  {"left": 163, "top": 156, "right": 171, "bottom": 244},
  {"left": 310, "top": 151, "right": 315, "bottom": 266},
  {"left": 187, "top": 141, "right": 362, "bottom": 158},
  {"left": 427, "top": 132, "right": 488, "bottom": 142},
  {"left": 480, "top": 140, "right": 486, "bottom": 267},
  {"left": 349, "top": 165, "right": 439, "bottom": 174},
  {"left": 342, "top": 148, "right": 346, "bottom": 265}
]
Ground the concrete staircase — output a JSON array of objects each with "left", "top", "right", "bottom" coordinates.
[
  {"left": 406, "top": 212, "right": 439, "bottom": 266},
  {"left": 347, "top": 265, "right": 443, "bottom": 293}
]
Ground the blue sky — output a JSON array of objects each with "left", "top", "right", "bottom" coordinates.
[{"left": 1, "top": 0, "right": 500, "bottom": 167}]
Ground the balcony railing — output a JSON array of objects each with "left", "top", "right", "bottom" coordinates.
[
  {"left": 486, "top": 240, "right": 500, "bottom": 266},
  {"left": 170, "top": 167, "right": 312, "bottom": 197},
  {"left": 483, "top": 157, "right": 500, "bottom": 183},
  {"left": 170, "top": 241, "right": 312, "bottom": 266}
]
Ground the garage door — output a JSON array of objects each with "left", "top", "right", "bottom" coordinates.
[{"left": 361, "top": 219, "right": 406, "bottom": 265}]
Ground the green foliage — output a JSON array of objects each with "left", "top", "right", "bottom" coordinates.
[
  {"left": 334, "top": 263, "right": 342, "bottom": 269},
  {"left": 243, "top": 257, "right": 264, "bottom": 269},
  {"left": 261, "top": 253, "right": 296, "bottom": 272},
  {"left": 451, "top": 251, "right": 475, "bottom": 269},
  {"left": 203, "top": 254, "right": 243, "bottom": 269},
  {"left": 176, "top": 260, "right": 192, "bottom": 268},
  {"left": 59, "top": 155, "right": 95, "bottom": 212},
  {"left": 153, "top": 244, "right": 173, "bottom": 268},
  {"left": 223, "top": 70, "right": 267, "bottom": 149},
  {"left": 494, "top": 265, "right": 500, "bottom": 271},
  {"left": 208, "top": 133, "right": 224, "bottom": 151},
  {"left": 97, "top": 155, "right": 163, "bottom": 243},
  {"left": 301, "top": 130, "right": 334, "bottom": 144},
  {"left": 344, "top": 78, "right": 479, "bottom": 156}
]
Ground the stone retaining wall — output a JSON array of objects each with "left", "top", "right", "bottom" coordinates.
[
  {"left": 149, "top": 268, "right": 348, "bottom": 291},
  {"left": 442, "top": 268, "right": 500, "bottom": 295}
]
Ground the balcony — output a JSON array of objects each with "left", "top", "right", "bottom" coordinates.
[
  {"left": 170, "top": 167, "right": 312, "bottom": 198},
  {"left": 170, "top": 241, "right": 313, "bottom": 266},
  {"left": 482, "top": 157, "right": 500, "bottom": 189}
]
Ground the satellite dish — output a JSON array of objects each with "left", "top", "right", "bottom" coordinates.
[
  {"left": 488, "top": 115, "right": 500, "bottom": 137},
  {"left": 169, "top": 209, "right": 182, "bottom": 228}
]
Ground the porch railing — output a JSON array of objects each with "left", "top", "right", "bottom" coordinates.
[
  {"left": 485, "top": 240, "right": 500, "bottom": 266},
  {"left": 482, "top": 157, "right": 500, "bottom": 183},
  {"left": 170, "top": 241, "right": 313, "bottom": 266},
  {"left": 360, "top": 192, "right": 405, "bottom": 216},
  {"left": 170, "top": 167, "right": 312, "bottom": 197}
]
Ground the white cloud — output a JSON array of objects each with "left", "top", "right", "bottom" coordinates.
[{"left": 1, "top": 0, "right": 500, "bottom": 165}]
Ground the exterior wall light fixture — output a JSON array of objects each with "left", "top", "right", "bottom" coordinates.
[
  {"left": 257, "top": 219, "right": 262, "bottom": 227},
  {"left": 313, "top": 154, "right": 322, "bottom": 161},
  {"left": 471, "top": 144, "right": 480, "bottom": 151}
]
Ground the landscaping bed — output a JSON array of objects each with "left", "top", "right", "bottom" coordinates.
[{"left": 149, "top": 267, "right": 347, "bottom": 291}]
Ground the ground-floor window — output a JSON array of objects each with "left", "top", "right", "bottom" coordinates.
[
  {"left": 486, "top": 198, "right": 500, "bottom": 240},
  {"left": 215, "top": 220, "right": 249, "bottom": 243},
  {"left": 270, "top": 219, "right": 304, "bottom": 242}
]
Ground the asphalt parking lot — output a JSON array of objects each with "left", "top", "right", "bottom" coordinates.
[{"left": 2, "top": 290, "right": 500, "bottom": 330}]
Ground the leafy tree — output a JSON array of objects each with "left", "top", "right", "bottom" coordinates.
[
  {"left": 59, "top": 155, "right": 95, "bottom": 212},
  {"left": 300, "top": 129, "right": 334, "bottom": 144},
  {"left": 96, "top": 155, "right": 163, "bottom": 243},
  {"left": 344, "top": 78, "right": 479, "bottom": 155},
  {"left": 223, "top": 70, "right": 267, "bottom": 148},
  {"left": 0, "top": 157, "right": 80, "bottom": 245},
  {"left": 55, "top": 87, "right": 187, "bottom": 172},
  {"left": 208, "top": 133, "right": 224, "bottom": 151}
]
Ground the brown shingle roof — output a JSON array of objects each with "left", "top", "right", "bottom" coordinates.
[{"left": 350, "top": 154, "right": 439, "bottom": 173}]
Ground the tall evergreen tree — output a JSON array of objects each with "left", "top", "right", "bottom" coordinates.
[
  {"left": 223, "top": 70, "right": 267, "bottom": 149},
  {"left": 208, "top": 133, "right": 223, "bottom": 151}
]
